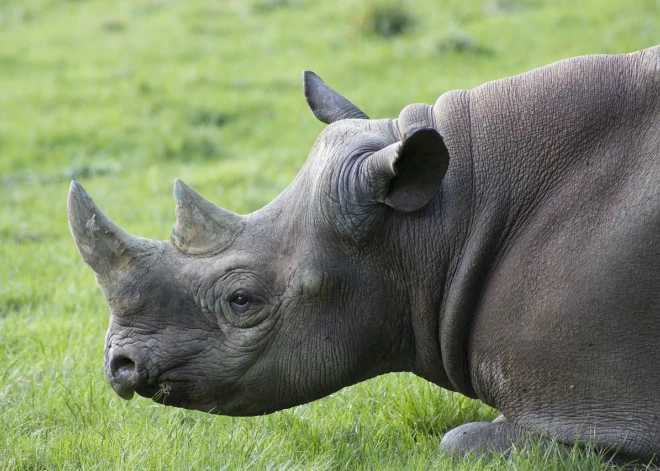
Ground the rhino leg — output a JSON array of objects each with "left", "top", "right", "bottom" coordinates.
[{"left": 439, "top": 417, "right": 532, "bottom": 457}]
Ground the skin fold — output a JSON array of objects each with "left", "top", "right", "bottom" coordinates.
[{"left": 68, "top": 46, "right": 660, "bottom": 461}]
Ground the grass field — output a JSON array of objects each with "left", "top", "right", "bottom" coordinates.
[{"left": 1, "top": 0, "right": 658, "bottom": 469}]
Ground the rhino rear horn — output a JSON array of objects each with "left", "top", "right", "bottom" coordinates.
[
  {"left": 67, "top": 181, "right": 157, "bottom": 275},
  {"left": 303, "top": 71, "right": 369, "bottom": 124},
  {"left": 172, "top": 179, "right": 244, "bottom": 255}
]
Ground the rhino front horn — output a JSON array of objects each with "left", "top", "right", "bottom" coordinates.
[
  {"left": 172, "top": 179, "right": 244, "bottom": 255},
  {"left": 67, "top": 181, "right": 157, "bottom": 275}
]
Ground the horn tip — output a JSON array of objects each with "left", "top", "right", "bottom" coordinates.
[
  {"left": 66, "top": 180, "right": 100, "bottom": 250},
  {"left": 173, "top": 178, "right": 191, "bottom": 203},
  {"left": 69, "top": 180, "right": 88, "bottom": 199},
  {"left": 67, "top": 180, "right": 94, "bottom": 221},
  {"left": 174, "top": 178, "right": 194, "bottom": 191},
  {"left": 173, "top": 179, "right": 207, "bottom": 206}
]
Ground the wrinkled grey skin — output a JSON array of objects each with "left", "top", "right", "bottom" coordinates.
[{"left": 68, "top": 47, "right": 660, "bottom": 461}]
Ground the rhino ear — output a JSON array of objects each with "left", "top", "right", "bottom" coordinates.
[
  {"left": 67, "top": 181, "right": 157, "bottom": 275},
  {"left": 303, "top": 71, "right": 369, "bottom": 124},
  {"left": 172, "top": 179, "right": 244, "bottom": 255},
  {"left": 366, "top": 128, "right": 449, "bottom": 212}
]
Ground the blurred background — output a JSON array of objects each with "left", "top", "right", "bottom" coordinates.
[{"left": 1, "top": 0, "right": 658, "bottom": 468}]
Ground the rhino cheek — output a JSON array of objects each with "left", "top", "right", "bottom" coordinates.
[
  {"left": 155, "top": 326, "right": 278, "bottom": 411},
  {"left": 183, "top": 305, "right": 310, "bottom": 415}
]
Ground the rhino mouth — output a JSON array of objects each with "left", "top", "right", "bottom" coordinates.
[
  {"left": 139, "top": 378, "right": 198, "bottom": 407},
  {"left": 135, "top": 384, "right": 162, "bottom": 400},
  {"left": 138, "top": 378, "right": 291, "bottom": 416},
  {"left": 138, "top": 382, "right": 220, "bottom": 413}
]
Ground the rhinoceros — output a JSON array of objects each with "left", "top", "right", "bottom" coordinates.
[{"left": 68, "top": 46, "right": 660, "bottom": 461}]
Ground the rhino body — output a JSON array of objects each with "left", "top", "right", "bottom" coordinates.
[{"left": 68, "top": 47, "right": 660, "bottom": 460}]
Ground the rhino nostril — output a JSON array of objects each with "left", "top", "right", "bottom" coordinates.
[
  {"left": 106, "top": 351, "right": 147, "bottom": 400},
  {"left": 111, "top": 356, "right": 136, "bottom": 377}
]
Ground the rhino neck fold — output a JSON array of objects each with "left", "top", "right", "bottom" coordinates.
[
  {"left": 438, "top": 223, "right": 508, "bottom": 400},
  {"left": 410, "top": 88, "right": 504, "bottom": 399},
  {"left": 402, "top": 207, "right": 497, "bottom": 400},
  {"left": 424, "top": 89, "right": 483, "bottom": 398}
]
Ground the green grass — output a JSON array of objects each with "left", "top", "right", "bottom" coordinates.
[{"left": 0, "top": 0, "right": 658, "bottom": 468}]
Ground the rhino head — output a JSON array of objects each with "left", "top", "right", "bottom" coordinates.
[{"left": 68, "top": 71, "right": 450, "bottom": 415}]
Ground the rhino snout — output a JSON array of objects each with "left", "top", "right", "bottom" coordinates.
[{"left": 106, "top": 348, "right": 150, "bottom": 400}]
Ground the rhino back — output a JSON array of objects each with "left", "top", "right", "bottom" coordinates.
[{"left": 454, "top": 47, "right": 660, "bottom": 455}]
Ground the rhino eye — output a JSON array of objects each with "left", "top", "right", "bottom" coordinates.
[{"left": 229, "top": 294, "right": 252, "bottom": 314}]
